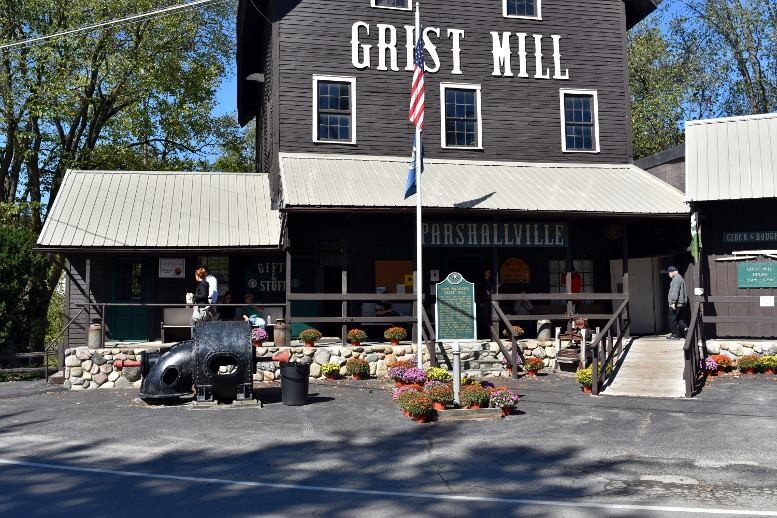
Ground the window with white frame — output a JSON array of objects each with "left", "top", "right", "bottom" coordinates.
[
  {"left": 441, "top": 83, "right": 482, "bottom": 149},
  {"left": 313, "top": 76, "right": 356, "bottom": 144},
  {"left": 503, "top": 0, "right": 541, "bottom": 19},
  {"left": 371, "top": 0, "right": 411, "bottom": 10},
  {"left": 548, "top": 260, "right": 594, "bottom": 294},
  {"left": 560, "top": 89, "right": 600, "bottom": 153}
]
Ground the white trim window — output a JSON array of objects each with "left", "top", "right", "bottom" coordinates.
[
  {"left": 441, "top": 83, "right": 483, "bottom": 149},
  {"left": 371, "top": 0, "right": 412, "bottom": 10},
  {"left": 312, "top": 75, "right": 356, "bottom": 144},
  {"left": 560, "top": 89, "right": 600, "bottom": 153},
  {"left": 503, "top": 0, "right": 541, "bottom": 20}
]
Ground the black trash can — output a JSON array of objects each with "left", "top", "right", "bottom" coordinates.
[{"left": 280, "top": 362, "right": 310, "bottom": 406}]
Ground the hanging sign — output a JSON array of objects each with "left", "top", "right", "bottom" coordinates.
[
  {"left": 159, "top": 258, "right": 185, "bottom": 279},
  {"left": 723, "top": 231, "right": 777, "bottom": 244},
  {"left": 500, "top": 258, "right": 530, "bottom": 283},
  {"left": 737, "top": 263, "right": 777, "bottom": 288},
  {"left": 423, "top": 221, "right": 567, "bottom": 247},
  {"left": 435, "top": 272, "right": 476, "bottom": 342}
]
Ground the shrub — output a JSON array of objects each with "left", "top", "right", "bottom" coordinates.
[
  {"left": 461, "top": 376, "right": 481, "bottom": 386},
  {"left": 523, "top": 357, "right": 544, "bottom": 372},
  {"left": 502, "top": 325, "right": 525, "bottom": 338},
  {"left": 321, "top": 363, "right": 340, "bottom": 377},
  {"left": 398, "top": 391, "right": 434, "bottom": 417},
  {"left": 388, "top": 359, "right": 415, "bottom": 368},
  {"left": 710, "top": 354, "right": 733, "bottom": 369},
  {"left": 392, "top": 385, "right": 419, "bottom": 401},
  {"left": 384, "top": 326, "right": 408, "bottom": 341},
  {"left": 575, "top": 367, "right": 593, "bottom": 387},
  {"left": 299, "top": 328, "right": 322, "bottom": 343},
  {"left": 738, "top": 354, "right": 761, "bottom": 371},
  {"left": 401, "top": 367, "right": 427, "bottom": 385},
  {"left": 460, "top": 385, "right": 490, "bottom": 407},
  {"left": 760, "top": 356, "right": 777, "bottom": 370},
  {"left": 425, "top": 383, "right": 454, "bottom": 406},
  {"left": 251, "top": 327, "right": 268, "bottom": 344},
  {"left": 489, "top": 388, "right": 520, "bottom": 408},
  {"left": 426, "top": 367, "right": 452, "bottom": 382},
  {"left": 345, "top": 358, "right": 370, "bottom": 377},
  {"left": 346, "top": 328, "right": 368, "bottom": 344}
]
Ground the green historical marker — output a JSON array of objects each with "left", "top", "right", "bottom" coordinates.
[
  {"left": 435, "top": 272, "right": 476, "bottom": 342},
  {"left": 737, "top": 262, "right": 777, "bottom": 288}
]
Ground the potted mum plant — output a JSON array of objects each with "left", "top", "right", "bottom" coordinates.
[
  {"left": 704, "top": 357, "right": 719, "bottom": 376},
  {"left": 392, "top": 384, "right": 419, "bottom": 402},
  {"left": 460, "top": 385, "right": 490, "bottom": 409},
  {"left": 345, "top": 358, "right": 370, "bottom": 380},
  {"left": 738, "top": 354, "right": 760, "bottom": 375},
  {"left": 401, "top": 367, "right": 427, "bottom": 387},
  {"left": 388, "top": 364, "right": 409, "bottom": 386},
  {"left": 398, "top": 391, "right": 435, "bottom": 423},
  {"left": 346, "top": 328, "right": 368, "bottom": 346},
  {"left": 576, "top": 366, "right": 593, "bottom": 393},
  {"left": 384, "top": 326, "right": 407, "bottom": 345},
  {"left": 424, "top": 381, "right": 454, "bottom": 411},
  {"left": 251, "top": 327, "right": 268, "bottom": 346},
  {"left": 299, "top": 328, "right": 322, "bottom": 346},
  {"left": 425, "top": 367, "right": 452, "bottom": 383},
  {"left": 321, "top": 362, "right": 340, "bottom": 380},
  {"left": 760, "top": 355, "right": 777, "bottom": 375},
  {"left": 502, "top": 325, "right": 525, "bottom": 338},
  {"left": 523, "top": 357, "right": 544, "bottom": 376},
  {"left": 710, "top": 354, "right": 733, "bottom": 372},
  {"left": 489, "top": 388, "right": 520, "bottom": 416}
]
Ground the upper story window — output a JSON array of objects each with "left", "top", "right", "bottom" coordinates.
[
  {"left": 503, "top": 0, "right": 541, "bottom": 19},
  {"left": 371, "top": 0, "right": 412, "bottom": 10},
  {"left": 560, "top": 89, "right": 600, "bottom": 153},
  {"left": 441, "top": 83, "right": 483, "bottom": 149},
  {"left": 312, "top": 76, "right": 356, "bottom": 144}
]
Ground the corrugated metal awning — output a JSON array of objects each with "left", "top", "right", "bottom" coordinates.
[
  {"left": 37, "top": 170, "right": 281, "bottom": 250},
  {"left": 686, "top": 112, "right": 777, "bottom": 202},
  {"left": 280, "top": 153, "right": 688, "bottom": 215}
]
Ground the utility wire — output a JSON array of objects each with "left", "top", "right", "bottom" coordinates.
[{"left": 0, "top": 0, "right": 230, "bottom": 50}]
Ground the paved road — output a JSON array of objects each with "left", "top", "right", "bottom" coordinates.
[{"left": 0, "top": 375, "right": 776, "bottom": 517}]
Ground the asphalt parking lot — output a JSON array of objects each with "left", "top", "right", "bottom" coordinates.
[{"left": 0, "top": 373, "right": 776, "bottom": 517}]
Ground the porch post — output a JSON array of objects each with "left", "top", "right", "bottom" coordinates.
[
  {"left": 285, "top": 248, "right": 292, "bottom": 347},
  {"left": 341, "top": 229, "right": 348, "bottom": 345},
  {"left": 85, "top": 258, "right": 91, "bottom": 326},
  {"left": 565, "top": 222, "right": 573, "bottom": 316},
  {"left": 622, "top": 222, "right": 630, "bottom": 339},
  {"left": 491, "top": 245, "right": 498, "bottom": 341}
]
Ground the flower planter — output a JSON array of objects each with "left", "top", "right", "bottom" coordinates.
[
  {"left": 390, "top": 339, "right": 400, "bottom": 346},
  {"left": 350, "top": 342, "right": 360, "bottom": 347},
  {"left": 742, "top": 368, "right": 757, "bottom": 375},
  {"left": 466, "top": 404, "right": 481, "bottom": 410},
  {"left": 580, "top": 385, "right": 592, "bottom": 393},
  {"left": 766, "top": 369, "right": 776, "bottom": 375},
  {"left": 717, "top": 366, "right": 726, "bottom": 373},
  {"left": 304, "top": 341, "right": 315, "bottom": 347},
  {"left": 525, "top": 370, "right": 538, "bottom": 377},
  {"left": 501, "top": 407, "right": 512, "bottom": 417},
  {"left": 708, "top": 370, "right": 718, "bottom": 376},
  {"left": 352, "top": 374, "right": 365, "bottom": 380},
  {"left": 324, "top": 375, "right": 337, "bottom": 381},
  {"left": 411, "top": 414, "right": 429, "bottom": 423},
  {"left": 252, "top": 341, "right": 264, "bottom": 347},
  {"left": 394, "top": 380, "right": 405, "bottom": 387},
  {"left": 432, "top": 402, "right": 446, "bottom": 411}
]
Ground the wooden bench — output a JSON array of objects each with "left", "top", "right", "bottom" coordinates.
[{"left": 161, "top": 308, "right": 193, "bottom": 343}]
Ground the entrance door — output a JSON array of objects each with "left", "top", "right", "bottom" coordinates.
[
  {"left": 444, "top": 253, "right": 485, "bottom": 287},
  {"left": 610, "top": 257, "right": 663, "bottom": 335},
  {"left": 111, "top": 258, "right": 151, "bottom": 341}
]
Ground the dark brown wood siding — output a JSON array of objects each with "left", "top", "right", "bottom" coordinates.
[
  {"left": 697, "top": 200, "right": 777, "bottom": 338},
  {"left": 65, "top": 256, "right": 107, "bottom": 349},
  {"left": 273, "top": 0, "right": 631, "bottom": 165}
]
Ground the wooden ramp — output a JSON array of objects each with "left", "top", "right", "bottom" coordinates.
[{"left": 602, "top": 336, "right": 686, "bottom": 398}]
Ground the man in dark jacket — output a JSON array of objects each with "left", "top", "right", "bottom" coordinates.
[{"left": 667, "top": 266, "right": 688, "bottom": 339}]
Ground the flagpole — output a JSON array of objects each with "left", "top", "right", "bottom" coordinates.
[{"left": 415, "top": 1, "right": 424, "bottom": 369}]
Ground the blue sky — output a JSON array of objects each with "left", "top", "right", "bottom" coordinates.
[{"left": 214, "top": 72, "right": 237, "bottom": 117}]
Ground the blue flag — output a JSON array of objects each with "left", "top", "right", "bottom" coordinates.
[{"left": 404, "top": 135, "right": 424, "bottom": 199}]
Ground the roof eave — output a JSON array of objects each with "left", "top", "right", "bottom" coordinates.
[{"left": 626, "top": 0, "right": 661, "bottom": 29}]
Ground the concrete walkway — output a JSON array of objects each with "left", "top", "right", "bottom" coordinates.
[{"left": 602, "top": 336, "right": 687, "bottom": 398}]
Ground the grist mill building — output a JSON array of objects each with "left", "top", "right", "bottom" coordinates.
[{"left": 39, "top": 0, "right": 690, "bottom": 349}]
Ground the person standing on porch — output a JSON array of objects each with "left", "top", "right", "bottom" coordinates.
[
  {"left": 667, "top": 266, "right": 688, "bottom": 339},
  {"left": 191, "top": 267, "right": 217, "bottom": 323}
]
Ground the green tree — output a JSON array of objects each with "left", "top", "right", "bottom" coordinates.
[
  {"left": 211, "top": 115, "right": 255, "bottom": 172},
  {"left": 0, "top": 0, "right": 234, "bottom": 357}
]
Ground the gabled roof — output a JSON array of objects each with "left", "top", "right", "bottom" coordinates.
[
  {"left": 37, "top": 171, "right": 282, "bottom": 250},
  {"left": 626, "top": 0, "right": 662, "bottom": 29},
  {"left": 279, "top": 153, "right": 688, "bottom": 216}
]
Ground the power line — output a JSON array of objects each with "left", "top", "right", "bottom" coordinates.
[{"left": 0, "top": 0, "right": 230, "bottom": 51}]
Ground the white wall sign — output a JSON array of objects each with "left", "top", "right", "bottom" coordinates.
[
  {"left": 159, "top": 258, "right": 185, "bottom": 279},
  {"left": 350, "top": 21, "right": 569, "bottom": 80},
  {"left": 760, "top": 296, "right": 775, "bottom": 307}
]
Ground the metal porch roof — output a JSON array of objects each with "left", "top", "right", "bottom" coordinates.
[
  {"left": 279, "top": 153, "right": 688, "bottom": 216},
  {"left": 38, "top": 170, "right": 281, "bottom": 249}
]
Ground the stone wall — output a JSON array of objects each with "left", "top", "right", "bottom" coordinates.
[
  {"left": 63, "top": 347, "right": 158, "bottom": 390},
  {"left": 706, "top": 340, "right": 777, "bottom": 359}
]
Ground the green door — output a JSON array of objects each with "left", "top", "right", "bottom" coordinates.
[{"left": 110, "top": 258, "right": 152, "bottom": 341}]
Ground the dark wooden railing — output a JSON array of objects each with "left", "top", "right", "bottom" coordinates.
[
  {"left": 490, "top": 301, "right": 525, "bottom": 379},
  {"left": 590, "top": 298, "right": 630, "bottom": 395},
  {"left": 683, "top": 302, "right": 706, "bottom": 398}
]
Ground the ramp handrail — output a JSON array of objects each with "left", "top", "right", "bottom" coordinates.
[
  {"left": 590, "top": 298, "right": 630, "bottom": 395},
  {"left": 683, "top": 302, "right": 706, "bottom": 398}
]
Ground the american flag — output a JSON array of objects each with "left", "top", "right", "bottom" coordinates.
[{"left": 408, "top": 36, "right": 425, "bottom": 130}]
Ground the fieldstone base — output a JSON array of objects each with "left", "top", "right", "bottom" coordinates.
[
  {"left": 706, "top": 340, "right": 777, "bottom": 359},
  {"left": 63, "top": 346, "right": 163, "bottom": 390}
]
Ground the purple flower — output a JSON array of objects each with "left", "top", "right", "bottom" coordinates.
[
  {"left": 704, "top": 357, "right": 718, "bottom": 371},
  {"left": 401, "top": 367, "right": 427, "bottom": 385},
  {"left": 423, "top": 380, "right": 448, "bottom": 392},
  {"left": 251, "top": 327, "right": 268, "bottom": 343},
  {"left": 489, "top": 389, "right": 520, "bottom": 408},
  {"left": 388, "top": 366, "right": 408, "bottom": 381}
]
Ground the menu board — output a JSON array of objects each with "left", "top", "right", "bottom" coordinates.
[{"left": 435, "top": 272, "right": 476, "bottom": 342}]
